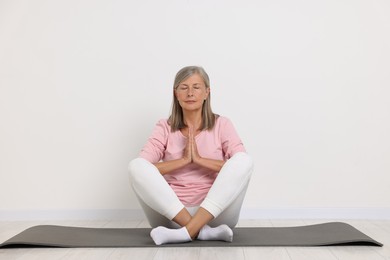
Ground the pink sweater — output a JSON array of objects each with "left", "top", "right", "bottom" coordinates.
[{"left": 139, "top": 116, "right": 246, "bottom": 207}]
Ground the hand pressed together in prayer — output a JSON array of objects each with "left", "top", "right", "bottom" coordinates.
[{"left": 183, "top": 126, "right": 202, "bottom": 165}]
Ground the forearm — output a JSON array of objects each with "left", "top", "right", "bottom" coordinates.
[
  {"left": 153, "top": 158, "right": 190, "bottom": 175},
  {"left": 193, "top": 157, "right": 225, "bottom": 172}
]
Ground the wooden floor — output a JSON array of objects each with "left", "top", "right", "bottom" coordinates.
[{"left": 0, "top": 219, "right": 389, "bottom": 259}]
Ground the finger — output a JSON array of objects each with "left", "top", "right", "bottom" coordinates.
[
  {"left": 187, "top": 127, "right": 193, "bottom": 161},
  {"left": 189, "top": 126, "right": 193, "bottom": 139},
  {"left": 191, "top": 127, "right": 195, "bottom": 141},
  {"left": 193, "top": 136, "right": 198, "bottom": 154},
  {"left": 189, "top": 128, "right": 193, "bottom": 150}
]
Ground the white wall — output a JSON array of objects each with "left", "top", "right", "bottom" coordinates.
[{"left": 1, "top": 0, "right": 389, "bottom": 220}]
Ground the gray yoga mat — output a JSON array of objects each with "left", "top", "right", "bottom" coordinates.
[{"left": 0, "top": 222, "right": 382, "bottom": 248}]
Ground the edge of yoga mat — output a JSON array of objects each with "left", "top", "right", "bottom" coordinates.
[{"left": 0, "top": 222, "right": 383, "bottom": 248}]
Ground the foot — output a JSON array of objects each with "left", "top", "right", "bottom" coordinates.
[
  {"left": 197, "top": 224, "right": 233, "bottom": 242},
  {"left": 150, "top": 226, "right": 192, "bottom": 245}
]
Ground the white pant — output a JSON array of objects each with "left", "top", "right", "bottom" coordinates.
[{"left": 128, "top": 152, "right": 253, "bottom": 228}]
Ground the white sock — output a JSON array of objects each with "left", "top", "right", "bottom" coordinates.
[
  {"left": 197, "top": 224, "right": 233, "bottom": 242},
  {"left": 150, "top": 226, "right": 192, "bottom": 245}
]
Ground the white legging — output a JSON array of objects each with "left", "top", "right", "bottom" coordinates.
[{"left": 128, "top": 152, "right": 253, "bottom": 228}]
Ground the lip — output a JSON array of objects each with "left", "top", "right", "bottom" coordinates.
[{"left": 184, "top": 100, "right": 196, "bottom": 103}]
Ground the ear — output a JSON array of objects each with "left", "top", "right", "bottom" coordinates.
[{"left": 205, "top": 87, "right": 210, "bottom": 99}]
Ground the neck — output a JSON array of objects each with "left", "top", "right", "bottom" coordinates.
[{"left": 183, "top": 110, "right": 202, "bottom": 129}]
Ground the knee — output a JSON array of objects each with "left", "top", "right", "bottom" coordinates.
[
  {"left": 231, "top": 152, "right": 254, "bottom": 177},
  {"left": 128, "top": 157, "right": 150, "bottom": 184}
]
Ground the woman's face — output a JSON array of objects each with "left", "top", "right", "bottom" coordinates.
[{"left": 175, "top": 73, "right": 210, "bottom": 112}]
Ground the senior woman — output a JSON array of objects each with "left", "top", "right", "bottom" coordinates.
[{"left": 128, "top": 66, "right": 253, "bottom": 245}]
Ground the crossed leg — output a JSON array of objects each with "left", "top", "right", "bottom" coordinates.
[{"left": 128, "top": 152, "right": 253, "bottom": 245}]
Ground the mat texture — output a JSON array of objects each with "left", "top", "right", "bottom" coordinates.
[{"left": 0, "top": 222, "right": 382, "bottom": 248}]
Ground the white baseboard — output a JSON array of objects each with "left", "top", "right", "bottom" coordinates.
[
  {"left": 0, "top": 209, "right": 146, "bottom": 221},
  {"left": 239, "top": 207, "right": 390, "bottom": 220},
  {"left": 1, "top": 207, "right": 390, "bottom": 221}
]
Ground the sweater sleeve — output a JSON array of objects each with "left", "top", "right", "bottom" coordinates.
[
  {"left": 139, "top": 119, "right": 169, "bottom": 163},
  {"left": 220, "top": 117, "right": 246, "bottom": 160}
]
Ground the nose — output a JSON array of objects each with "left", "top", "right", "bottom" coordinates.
[{"left": 187, "top": 87, "right": 194, "bottom": 96}]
